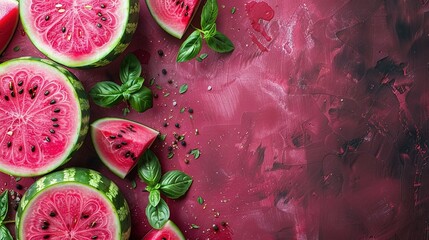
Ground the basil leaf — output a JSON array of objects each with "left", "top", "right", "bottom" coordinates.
[
  {"left": 138, "top": 149, "right": 162, "bottom": 186},
  {"left": 206, "top": 31, "right": 235, "bottom": 53},
  {"left": 160, "top": 170, "right": 193, "bottom": 199},
  {"left": 89, "top": 81, "right": 124, "bottom": 108},
  {"left": 129, "top": 86, "right": 153, "bottom": 112},
  {"left": 145, "top": 198, "right": 170, "bottom": 229},
  {"left": 201, "top": 0, "right": 218, "bottom": 30},
  {"left": 179, "top": 84, "right": 188, "bottom": 94},
  {"left": 177, "top": 31, "right": 203, "bottom": 62},
  {"left": 0, "top": 191, "right": 8, "bottom": 223},
  {"left": 120, "top": 54, "right": 142, "bottom": 84},
  {"left": 149, "top": 189, "right": 161, "bottom": 207},
  {"left": 203, "top": 23, "right": 217, "bottom": 39},
  {"left": 0, "top": 225, "right": 12, "bottom": 240},
  {"left": 123, "top": 77, "right": 144, "bottom": 94}
]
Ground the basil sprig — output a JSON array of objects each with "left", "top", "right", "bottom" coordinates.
[
  {"left": 0, "top": 191, "right": 13, "bottom": 240},
  {"left": 138, "top": 150, "right": 193, "bottom": 229},
  {"left": 89, "top": 54, "right": 153, "bottom": 114},
  {"left": 177, "top": 0, "right": 234, "bottom": 62}
]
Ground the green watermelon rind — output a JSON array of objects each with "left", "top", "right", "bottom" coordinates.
[
  {"left": 19, "top": 0, "right": 140, "bottom": 68},
  {"left": 144, "top": 220, "right": 186, "bottom": 240},
  {"left": 0, "top": 57, "right": 89, "bottom": 177},
  {"left": 91, "top": 117, "right": 159, "bottom": 179},
  {"left": 145, "top": 0, "right": 201, "bottom": 39},
  {"left": 16, "top": 168, "right": 131, "bottom": 240}
]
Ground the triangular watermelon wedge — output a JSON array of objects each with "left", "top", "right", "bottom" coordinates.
[
  {"left": 146, "top": 0, "right": 201, "bottom": 39},
  {"left": 0, "top": 0, "right": 19, "bottom": 54},
  {"left": 143, "top": 220, "right": 186, "bottom": 240},
  {"left": 91, "top": 117, "right": 159, "bottom": 179}
]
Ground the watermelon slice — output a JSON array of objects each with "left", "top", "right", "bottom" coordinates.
[
  {"left": 16, "top": 168, "right": 131, "bottom": 240},
  {"left": 143, "top": 220, "right": 185, "bottom": 240},
  {"left": 146, "top": 0, "right": 201, "bottom": 39},
  {"left": 0, "top": 0, "right": 19, "bottom": 54},
  {"left": 19, "top": 0, "right": 140, "bottom": 68},
  {"left": 91, "top": 117, "right": 159, "bottom": 179},
  {"left": 0, "top": 57, "right": 89, "bottom": 177}
]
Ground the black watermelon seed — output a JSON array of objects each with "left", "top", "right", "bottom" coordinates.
[
  {"left": 153, "top": 93, "right": 158, "bottom": 98},
  {"left": 49, "top": 211, "right": 56, "bottom": 217},
  {"left": 176, "top": 1, "right": 180, "bottom": 5},
  {"left": 4, "top": 96, "right": 9, "bottom": 101},
  {"left": 121, "top": 142, "right": 127, "bottom": 145},
  {"left": 44, "top": 90, "right": 50, "bottom": 96},
  {"left": 97, "top": 23, "right": 102, "bottom": 28},
  {"left": 120, "top": 130, "right": 126, "bottom": 133},
  {"left": 81, "top": 214, "right": 89, "bottom": 219},
  {"left": 101, "top": 17, "right": 106, "bottom": 21},
  {"left": 157, "top": 49, "right": 164, "bottom": 56},
  {"left": 181, "top": 2, "right": 184, "bottom": 7},
  {"left": 31, "top": 146, "right": 35, "bottom": 152},
  {"left": 125, "top": 151, "right": 131, "bottom": 158},
  {"left": 51, "top": 118, "right": 58, "bottom": 122},
  {"left": 33, "top": 85, "right": 38, "bottom": 90},
  {"left": 43, "top": 235, "right": 50, "bottom": 239},
  {"left": 53, "top": 108, "right": 60, "bottom": 113},
  {"left": 9, "top": 82, "right": 13, "bottom": 90},
  {"left": 45, "top": 15, "right": 50, "bottom": 21},
  {"left": 45, "top": 137, "right": 50, "bottom": 142},
  {"left": 97, "top": 12, "right": 102, "bottom": 17},
  {"left": 92, "top": 236, "right": 98, "bottom": 239},
  {"left": 100, "top": 4, "right": 105, "bottom": 8},
  {"left": 16, "top": 184, "right": 23, "bottom": 190},
  {"left": 116, "top": 144, "right": 122, "bottom": 149},
  {"left": 186, "top": 5, "right": 189, "bottom": 10},
  {"left": 181, "top": 141, "right": 187, "bottom": 146},
  {"left": 53, "top": 124, "right": 59, "bottom": 128},
  {"left": 50, "top": 129, "right": 55, "bottom": 134},
  {"left": 162, "top": 69, "right": 167, "bottom": 75},
  {"left": 109, "top": 135, "right": 116, "bottom": 139},
  {"left": 212, "top": 224, "right": 219, "bottom": 231},
  {"left": 18, "top": 89, "right": 23, "bottom": 94},
  {"left": 31, "top": 93, "right": 36, "bottom": 99},
  {"left": 175, "top": 123, "right": 180, "bottom": 128},
  {"left": 7, "top": 142, "right": 11, "bottom": 148},
  {"left": 132, "top": 156, "right": 137, "bottom": 161},
  {"left": 61, "top": 27, "right": 66, "bottom": 33},
  {"left": 168, "top": 146, "right": 173, "bottom": 151},
  {"left": 185, "top": 12, "right": 188, "bottom": 16},
  {"left": 17, "top": 80, "right": 23, "bottom": 86},
  {"left": 50, "top": 99, "right": 56, "bottom": 104},
  {"left": 162, "top": 238, "right": 167, "bottom": 240},
  {"left": 163, "top": 122, "right": 168, "bottom": 127},
  {"left": 117, "top": 134, "right": 122, "bottom": 137},
  {"left": 129, "top": 124, "right": 134, "bottom": 128},
  {"left": 18, "top": 146, "right": 22, "bottom": 151},
  {"left": 29, "top": 88, "right": 33, "bottom": 94},
  {"left": 167, "top": 79, "right": 173, "bottom": 84},
  {"left": 188, "top": 108, "right": 194, "bottom": 113},
  {"left": 11, "top": 91, "right": 15, "bottom": 97}
]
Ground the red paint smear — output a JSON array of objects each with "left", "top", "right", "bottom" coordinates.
[
  {"left": 245, "top": 1, "right": 274, "bottom": 42},
  {"left": 250, "top": 33, "right": 268, "bottom": 52}
]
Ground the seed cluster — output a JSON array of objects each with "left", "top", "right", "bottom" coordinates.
[
  {"left": 171, "top": 0, "right": 191, "bottom": 17},
  {"left": 109, "top": 124, "right": 139, "bottom": 161}
]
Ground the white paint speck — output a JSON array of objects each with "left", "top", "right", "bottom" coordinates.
[{"left": 207, "top": 86, "right": 212, "bottom": 91}]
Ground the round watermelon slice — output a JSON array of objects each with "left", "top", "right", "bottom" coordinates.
[
  {"left": 146, "top": 0, "right": 201, "bottom": 39},
  {"left": 91, "top": 117, "right": 159, "bottom": 179},
  {"left": 0, "top": 57, "right": 89, "bottom": 177},
  {"left": 16, "top": 168, "right": 131, "bottom": 240},
  {"left": 0, "top": 0, "right": 19, "bottom": 55},
  {"left": 143, "top": 220, "right": 185, "bottom": 240},
  {"left": 19, "top": 0, "right": 140, "bottom": 68}
]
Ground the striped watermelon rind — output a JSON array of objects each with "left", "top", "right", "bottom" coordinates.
[{"left": 16, "top": 168, "right": 131, "bottom": 239}]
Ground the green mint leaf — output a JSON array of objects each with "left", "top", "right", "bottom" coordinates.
[
  {"left": 89, "top": 81, "right": 124, "bottom": 108},
  {"left": 206, "top": 31, "right": 235, "bottom": 53},
  {"left": 202, "top": 23, "right": 217, "bottom": 39},
  {"left": 123, "top": 76, "right": 145, "bottom": 94},
  {"left": 231, "top": 7, "right": 236, "bottom": 14},
  {"left": 177, "top": 31, "right": 203, "bottom": 62},
  {"left": 149, "top": 189, "right": 161, "bottom": 207},
  {"left": 120, "top": 54, "right": 142, "bottom": 84},
  {"left": 190, "top": 149, "right": 201, "bottom": 159},
  {"left": 190, "top": 223, "right": 200, "bottom": 229},
  {"left": 197, "top": 196, "right": 204, "bottom": 205},
  {"left": 145, "top": 198, "right": 170, "bottom": 229},
  {"left": 0, "top": 190, "right": 8, "bottom": 223},
  {"left": 138, "top": 149, "right": 162, "bottom": 186},
  {"left": 201, "top": 0, "right": 218, "bottom": 29},
  {"left": 160, "top": 170, "right": 193, "bottom": 199},
  {"left": 129, "top": 86, "right": 153, "bottom": 112},
  {"left": 122, "top": 107, "right": 130, "bottom": 116},
  {"left": 179, "top": 84, "right": 188, "bottom": 94},
  {"left": 0, "top": 225, "right": 13, "bottom": 240},
  {"left": 199, "top": 53, "right": 208, "bottom": 60}
]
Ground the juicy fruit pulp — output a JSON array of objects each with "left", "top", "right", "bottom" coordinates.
[
  {"left": 19, "top": 0, "right": 140, "bottom": 68},
  {"left": 0, "top": 0, "right": 19, "bottom": 54},
  {"left": 142, "top": 220, "right": 185, "bottom": 240},
  {"left": 91, "top": 117, "right": 159, "bottom": 179},
  {"left": 146, "top": 0, "right": 200, "bottom": 39},
  {"left": 16, "top": 168, "right": 131, "bottom": 240},
  {"left": 0, "top": 57, "right": 89, "bottom": 177}
]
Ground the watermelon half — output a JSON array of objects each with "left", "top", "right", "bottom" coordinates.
[
  {"left": 0, "top": 0, "right": 19, "bottom": 55},
  {"left": 91, "top": 117, "right": 159, "bottom": 179},
  {"left": 146, "top": 0, "right": 201, "bottom": 39},
  {"left": 19, "top": 0, "right": 140, "bottom": 68},
  {"left": 16, "top": 168, "right": 131, "bottom": 240},
  {"left": 0, "top": 57, "right": 89, "bottom": 177},
  {"left": 143, "top": 220, "right": 185, "bottom": 240}
]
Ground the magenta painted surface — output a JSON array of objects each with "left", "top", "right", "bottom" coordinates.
[{"left": 2, "top": 0, "right": 429, "bottom": 239}]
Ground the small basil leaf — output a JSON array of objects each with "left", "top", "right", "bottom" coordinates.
[
  {"left": 0, "top": 225, "right": 13, "bottom": 240},
  {"left": 123, "top": 77, "right": 144, "bottom": 94},
  {"left": 206, "top": 31, "right": 235, "bottom": 53},
  {"left": 89, "top": 81, "right": 124, "bottom": 108},
  {"left": 201, "top": 0, "right": 218, "bottom": 29},
  {"left": 179, "top": 84, "right": 188, "bottom": 94},
  {"left": 160, "top": 170, "right": 193, "bottom": 199},
  {"left": 145, "top": 198, "right": 170, "bottom": 229},
  {"left": 138, "top": 149, "right": 162, "bottom": 186},
  {"left": 177, "top": 31, "right": 203, "bottom": 62},
  {"left": 0, "top": 190, "right": 8, "bottom": 223},
  {"left": 149, "top": 189, "right": 161, "bottom": 207},
  {"left": 120, "top": 54, "right": 142, "bottom": 84},
  {"left": 129, "top": 86, "right": 153, "bottom": 112},
  {"left": 202, "top": 23, "right": 217, "bottom": 39}
]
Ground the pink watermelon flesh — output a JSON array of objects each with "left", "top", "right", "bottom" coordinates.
[
  {"left": 143, "top": 220, "right": 185, "bottom": 240},
  {"left": 91, "top": 118, "right": 159, "bottom": 179},
  {"left": 0, "top": 59, "right": 82, "bottom": 176},
  {"left": 21, "top": 183, "right": 119, "bottom": 239},
  {"left": 146, "top": 0, "right": 200, "bottom": 39},
  {"left": 0, "top": 0, "right": 19, "bottom": 54}
]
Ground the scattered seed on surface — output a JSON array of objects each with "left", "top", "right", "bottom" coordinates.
[
  {"left": 157, "top": 49, "right": 164, "bottom": 56},
  {"left": 167, "top": 79, "right": 173, "bottom": 84},
  {"left": 181, "top": 141, "right": 187, "bottom": 146},
  {"left": 162, "top": 69, "right": 167, "bottom": 75},
  {"left": 212, "top": 224, "right": 219, "bottom": 231},
  {"left": 16, "top": 184, "right": 23, "bottom": 190},
  {"left": 175, "top": 123, "right": 180, "bottom": 128},
  {"left": 188, "top": 108, "right": 194, "bottom": 114},
  {"left": 163, "top": 122, "right": 168, "bottom": 127}
]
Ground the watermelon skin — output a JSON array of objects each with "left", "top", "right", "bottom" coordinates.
[
  {"left": 146, "top": 0, "right": 201, "bottom": 39},
  {"left": 16, "top": 168, "right": 131, "bottom": 240},
  {"left": 0, "top": 57, "right": 89, "bottom": 177},
  {"left": 0, "top": 0, "right": 19, "bottom": 54},
  {"left": 19, "top": 0, "right": 140, "bottom": 68},
  {"left": 143, "top": 220, "right": 185, "bottom": 240},
  {"left": 91, "top": 117, "right": 159, "bottom": 179}
]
